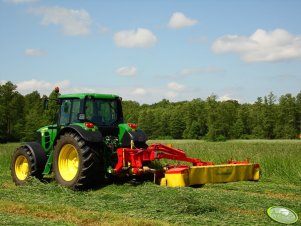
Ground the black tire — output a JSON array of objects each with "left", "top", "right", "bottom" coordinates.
[
  {"left": 11, "top": 146, "right": 44, "bottom": 185},
  {"left": 53, "top": 132, "right": 104, "bottom": 189}
]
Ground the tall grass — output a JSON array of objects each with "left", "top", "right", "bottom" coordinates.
[
  {"left": 0, "top": 143, "right": 18, "bottom": 182},
  {"left": 150, "top": 140, "right": 301, "bottom": 184}
]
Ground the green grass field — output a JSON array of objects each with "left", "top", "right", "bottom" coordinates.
[{"left": 0, "top": 140, "right": 300, "bottom": 225}]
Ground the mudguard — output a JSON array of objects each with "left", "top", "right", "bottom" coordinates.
[
  {"left": 59, "top": 125, "right": 103, "bottom": 143},
  {"left": 23, "top": 141, "right": 48, "bottom": 173},
  {"left": 121, "top": 129, "right": 148, "bottom": 147}
]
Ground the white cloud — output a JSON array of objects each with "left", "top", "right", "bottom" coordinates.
[
  {"left": 17, "top": 79, "right": 53, "bottom": 91},
  {"left": 218, "top": 95, "right": 232, "bottom": 102},
  {"left": 67, "top": 86, "right": 95, "bottom": 93},
  {"left": 24, "top": 48, "right": 45, "bottom": 57},
  {"left": 218, "top": 95, "right": 240, "bottom": 102},
  {"left": 3, "top": 0, "right": 37, "bottom": 4},
  {"left": 16, "top": 79, "right": 99, "bottom": 95},
  {"left": 168, "top": 12, "right": 198, "bottom": 29},
  {"left": 165, "top": 82, "right": 186, "bottom": 99},
  {"left": 167, "top": 82, "right": 185, "bottom": 91},
  {"left": 131, "top": 88, "right": 147, "bottom": 96},
  {"left": 29, "top": 6, "right": 91, "bottom": 36},
  {"left": 115, "top": 66, "right": 137, "bottom": 76},
  {"left": 114, "top": 28, "right": 157, "bottom": 48},
  {"left": 16, "top": 79, "right": 70, "bottom": 94},
  {"left": 212, "top": 28, "right": 301, "bottom": 62}
]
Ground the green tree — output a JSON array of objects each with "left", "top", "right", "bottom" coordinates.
[
  {"left": 231, "top": 118, "right": 244, "bottom": 139},
  {"left": 183, "top": 99, "right": 207, "bottom": 139},
  {"left": 250, "top": 97, "right": 265, "bottom": 138},
  {"left": 169, "top": 109, "right": 186, "bottom": 139},
  {"left": 44, "top": 88, "right": 60, "bottom": 125},
  {"left": 150, "top": 109, "right": 167, "bottom": 139},
  {"left": 0, "top": 81, "right": 25, "bottom": 142},
  {"left": 138, "top": 110, "right": 155, "bottom": 138},
  {"left": 205, "top": 96, "right": 238, "bottom": 140},
  {"left": 23, "top": 91, "right": 45, "bottom": 141},
  {"left": 262, "top": 93, "right": 277, "bottom": 139},
  {"left": 296, "top": 91, "right": 301, "bottom": 138},
  {"left": 183, "top": 121, "right": 200, "bottom": 139},
  {"left": 157, "top": 109, "right": 172, "bottom": 139},
  {"left": 205, "top": 95, "right": 219, "bottom": 140},
  {"left": 231, "top": 104, "right": 252, "bottom": 139},
  {"left": 220, "top": 100, "right": 239, "bottom": 138},
  {"left": 122, "top": 100, "right": 140, "bottom": 123},
  {"left": 274, "top": 94, "right": 298, "bottom": 139}
]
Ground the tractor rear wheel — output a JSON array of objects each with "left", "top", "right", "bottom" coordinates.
[
  {"left": 53, "top": 132, "right": 104, "bottom": 189},
  {"left": 11, "top": 146, "right": 44, "bottom": 185}
]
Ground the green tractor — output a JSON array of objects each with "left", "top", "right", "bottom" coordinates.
[
  {"left": 11, "top": 92, "right": 147, "bottom": 189},
  {"left": 11, "top": 91, "right": 260, "bottom": 189}
]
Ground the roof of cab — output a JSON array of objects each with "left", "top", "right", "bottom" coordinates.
[{"left": 58, "top": 93, "right": 119, "bottom": 100}]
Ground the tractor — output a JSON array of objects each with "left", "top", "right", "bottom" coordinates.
[{"left": 11, "top": 91, "right": 260, "bottom": 189}]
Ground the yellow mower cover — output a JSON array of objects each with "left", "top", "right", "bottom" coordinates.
[{"left": 160, "top": 163, "right": 260, "bottom": 187}]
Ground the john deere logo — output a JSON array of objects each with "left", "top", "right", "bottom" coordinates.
[{"left": 267, "top": 206, "right": 298, "bottom": 224}]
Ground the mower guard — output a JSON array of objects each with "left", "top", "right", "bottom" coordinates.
[{"left": 160, "top": 163, "right": 260, "bottom": 187}]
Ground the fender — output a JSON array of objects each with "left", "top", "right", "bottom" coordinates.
[
  {"left": 23, "top": 141, "right": 47, "bottom": 173},
  {"left": 121, "top": 129, "right": 148, "bottom": 147},
  {"left": 58, "top": 125, "right": 103, "bottom": 143},
  {"left": 42, "top": 125, "right": 103, "bottom": 175}
]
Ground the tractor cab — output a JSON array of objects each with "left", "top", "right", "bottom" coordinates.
[{"left": 58, "top": 94, "right": 123, "bottom": 137}]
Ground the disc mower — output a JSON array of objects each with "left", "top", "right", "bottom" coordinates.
[{"left": 11, "top": 91, "right": 260, "bottom": 189}]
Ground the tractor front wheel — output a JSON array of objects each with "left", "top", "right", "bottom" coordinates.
[
  {"left": 11, "top": 146, "right": 44, "bottom": 185},
  {"left": 53, "top": 132, "right": 104, "bottom": 189}
]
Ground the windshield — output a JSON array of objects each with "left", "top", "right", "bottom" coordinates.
[
  {"left": 59, "top": 98, "right": 81, "bottom": 125},
  {"left": 85, "top": 98, "right": 119, "bottom": 126}
]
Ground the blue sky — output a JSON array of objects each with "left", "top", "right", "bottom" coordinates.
[{"left": 1, "top": 0, "right": 301, "bottom": 103}]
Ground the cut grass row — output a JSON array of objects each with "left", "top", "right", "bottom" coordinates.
[{"left": 0, "top": 140, "right": 300, "bottom": 225}]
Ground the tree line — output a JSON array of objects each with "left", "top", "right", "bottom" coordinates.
[
  {"left": 0, "top": 81, "right": 300, "bottom": 142},
  {"left": 123, "top": 92, "right": 301, "bottom": 141},
  {"left": 0, "top": 81, "right": 59, "bottom": 142}
]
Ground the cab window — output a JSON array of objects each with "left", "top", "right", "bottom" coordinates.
[
  {"left": 59, "top": 99, "right": 80, "bottom": 125},
  {"left": 85, "top": 99, "right": 118, "bottom": 126}
]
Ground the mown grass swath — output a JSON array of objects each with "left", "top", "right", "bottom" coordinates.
[{"left": 1, "top": 140, "right": 301, "bottom": 225}]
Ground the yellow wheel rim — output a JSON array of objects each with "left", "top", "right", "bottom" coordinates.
[
  {"left": 58, "top": 144, "right": 79, "bottom": 181},
  {"left": 15, "top": 155, "right": 29, "bottom": 180}
]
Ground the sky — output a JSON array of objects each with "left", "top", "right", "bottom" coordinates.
[{"left": 1, "top": 0, "right": 301, "bottom": 103}]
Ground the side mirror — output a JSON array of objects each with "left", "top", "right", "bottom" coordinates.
[{"left": 78, "top": 113, "right": 85, "bottom": 121}]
